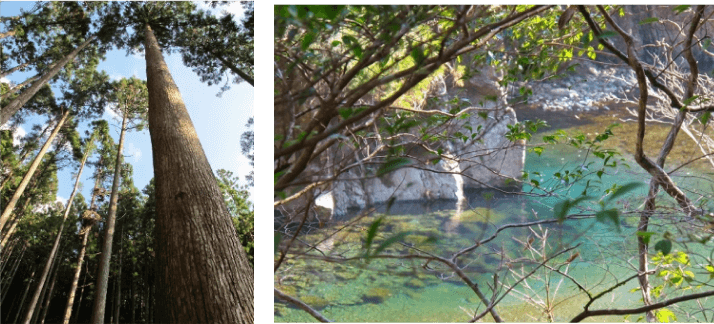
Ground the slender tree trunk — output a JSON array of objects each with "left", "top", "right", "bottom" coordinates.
[
  {"left": 62, "top": 229, "right": 90, "bottom": 323},
  {"left": 130, "top": 259, "right": 136, "bottom": 324},
  {"left": 0, "top": 74, "right": 40, "bottom": 101},
  {"left": 0, "top": 109, "right": 69, "bottom": 232},
  {"left": 12, "top": 267, "right": 37, "bottom": 324},
  {"left": 1, "top": 60, "right": 32, "bottom": 78},
  {"left": 39, "top": 249, "right": 63, "bottom": 324},
  {"left": 1, "top": 241, "right": 26, "bottom": 302},
  {"left": 113, "top": 225, "right": 123, "bottom": 324},
  {"left": 144, "top": 23, "right": 254, "bottom": 323},
  {"left": 0, "top": 29, "right": 16, "bottom": 39},
  {"left": 63, "top": 166, "right": 103, "bottom": 324},
  {"left": 90, "top": 111, "right": 127, "bottom": 324},
  {"left": 22, "top": 122, "right": 93, "bottom": 324},
  {"left": 0, "top": 35, "right": 95, "bottom": 125}
]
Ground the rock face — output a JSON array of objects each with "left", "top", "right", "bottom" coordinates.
[
  {"left": 323, "top": 66, "right": 526, "bottom": 217},
  {"left": 519, "top": 6, "right": 712, "bottom": 114},
  {"left": 613, "top": 6, "right": 714, "bottom": 73}
]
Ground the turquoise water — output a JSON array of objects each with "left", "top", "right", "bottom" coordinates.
[{"left": 275, "top": 142, "right": 714, "bottom": 322}]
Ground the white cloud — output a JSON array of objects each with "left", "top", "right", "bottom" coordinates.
[
  {"left": 105, "top": 102, "right": 121, "bottom": 121},
  {"left": 194, "top": 0, "right": 245, "bottom": 22},
  {"left": 1, "top": 124, "right": 26, "bottom": 145},
  {"left": 1, "top": 77, "right": 9, "bottom": 84},
  {"left": 124, "top": 142, "right": 142, "bottom": 163},
  {"left": 56, "top": 196, "right": 67, "bottom": 205},
  {"left": 224, "top": 2, "right": 245, "bottom": 20}
]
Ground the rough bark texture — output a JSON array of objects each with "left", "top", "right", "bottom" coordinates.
[{"left": 144, "top": 23, "right": 254, "bottom": 323}]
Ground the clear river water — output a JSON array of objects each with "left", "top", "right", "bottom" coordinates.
[{"left": 275, "top": 117, "right": 714, "bottom": 322}]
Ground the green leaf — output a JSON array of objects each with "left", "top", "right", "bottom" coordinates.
[
  {"left": 607, "top": 182, "right": 644, "bottom": 203},
  {"left": 673, "top": 5, "right": 690, "bottom": 14},
  {"left": 706, "top": 265, "right": 714, "bottom": 273},
  {"left": 699, "top": 111, "right": 711, "bottom": 126},
  {"left": 654, "top": 239, "right": 672, "bottom": 256},
  {"left": 376, "top": 157, "right": 411, "bottom": 177},
  {"left": 638, "top": 17, "right": 659, "bottom": 25},
  {"left": 554, "top": 196, "right": 592, "bottom": 223},
  {"left": 596, "top": 209, "right": 620, "bottom": 230},
  {"left": 385, "top": 197, "right": 396, "bottom": 214},
  {"left": 533, "top": 146, "right": 544, "bottom": 156},
  {"left": 655, "top": 308, "right": 676, "bottom": 323},
  {"left": 410, "top": 46, "right": 426, "bottom": 65},
  {"left": 310, "top": 5, "right": 344, "bottom": 19},
  {"left": 683, "top": 95, "right": 700, "bottom": 106},
  {"left": 597, "top": 31, "right": 617, "bottom": 39},
  {"left": 674, "top": 251, "right": 690, "bottom": 265},
  {"left": 636, "top": 231, "right": 656, "bottom": 245},
  {"left": 373, "top": 231, "right": 412, "bottom": 256},
  {"left": 301, "top": 32, "right": 315, "bottom": 50},
  {"left": 364, "top": 217, "right": 384, "bottom": 253}
]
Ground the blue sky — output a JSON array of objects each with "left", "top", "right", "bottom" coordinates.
[{"left": 1, "top": 1, "right": 254, "bottom": 204}]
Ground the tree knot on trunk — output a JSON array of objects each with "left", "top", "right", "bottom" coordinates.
[{"left": 174, "top": 191, "right": 188, "bottom": 201}]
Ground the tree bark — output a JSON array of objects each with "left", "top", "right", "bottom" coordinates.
[
  {"left": 90, "top": 111, "right": 127, "bottom": 324},
  {"left": 0, "top": 73, "right": 40, "bottom": 101},
  {"left": 0, "top": 109, "right": 69, "bottom": 234},
  {"left": 22, "top": 115, "right": 93, "bottom": 324},
  {"left": 113, "top": 225, "right": 123, "bottom": 324},
  {"left": 39, "top": 248, "right": 62, "bottom": 324},
  {"left": 63, "top": 163, "right": 104, "bottom": 324},
  {"left": 1, "top": 60, "right": 32, "bottom": 78},
  {"left": 12, "top": 267, "right": 37, "bottom": 324},
  {"left": 63, "top": 229, "right": 91, "bottom": 324},
  {"left": 144, "top": 23, "right": 254, "bottom": 323},
  {"left": 0, "top": 29, "right": 16, "bottom": 39}
]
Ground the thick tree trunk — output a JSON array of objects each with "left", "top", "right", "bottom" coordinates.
[
  {"left": 144, "top": 23, "right": 254, "bottom": 323},
  {"left": 90, "top": 112, "right": 127, "bottom": 324},
  {"left": 0, "top": 109, "right": 69, "bottom": 236},
  {"left": 0, "top": 35, "right": 95, "bottom": 126}
]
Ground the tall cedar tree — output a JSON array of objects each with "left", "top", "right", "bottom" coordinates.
[
  {"left": 103, "top": 2, "right": 254, "bottom": 322},
  {"left": 62, "top": 120, "right": 111, "bottom": 324},
  {"left": 90, "top": 77, "right": 148, "bottom": 324}
]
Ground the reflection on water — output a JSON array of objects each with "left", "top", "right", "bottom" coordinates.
[{"left": 275, "top": 144, "right": 714, "bottom": 322}]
